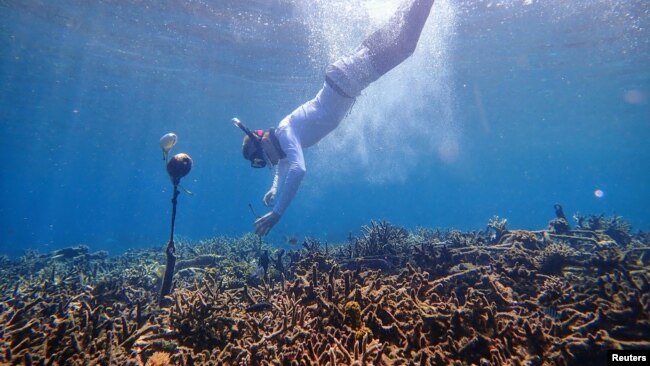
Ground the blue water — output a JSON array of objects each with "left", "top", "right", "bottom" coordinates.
[{"left": 1, "top": 0, "right": 648, "bottom": 258}]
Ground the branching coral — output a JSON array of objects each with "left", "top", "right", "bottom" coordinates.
[
  {"left": 573, "top": 214, "right": 633, "bottom": 246},
  {"left": 351, "top": 220, "right": 409, "bottom": 258},
  {"left": 487, "top": 216, "right": 509, "bottom": 243},
  {"left": 0, "top": 216, "right": 648, "bottom": 365},
  {"left": 535, "top": 243, "right": 577, "bottom": 274}
]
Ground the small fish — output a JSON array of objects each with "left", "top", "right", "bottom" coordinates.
[
  {"left": 252, "top": 265, "right": 265, "bottom": 280},
  {"left": 246, "top": 302, "right": 274, "bottom": 313},
  {"left": 160, "top": 133, "right": 177, "bottom": 161},
  {"left": 284, "top": 235, "right": 299, "bottom": 245},
  {"left": 544, "top": 307, "right": 561, "bottom": 320},
  {"left": 341, "top": 258, "right": 393, "bottom": 271}
]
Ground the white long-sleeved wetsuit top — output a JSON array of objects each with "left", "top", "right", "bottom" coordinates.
[
  {"left": 269, "top": 45, "right": 380, "bottom": 217},
  {"left": 270, "top": 82, "right": 355, "bottom": 216},
  {"left": 268, "top": 0, "right": 435, "bottom": 217}
]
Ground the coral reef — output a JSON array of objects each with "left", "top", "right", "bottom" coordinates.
[{"left": 0, "top": 212, "right": 649, "bottom": 365}]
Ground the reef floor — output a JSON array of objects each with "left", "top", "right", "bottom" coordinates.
[{"left": 1, "top": 211, "right": 649, "bottom": 366}]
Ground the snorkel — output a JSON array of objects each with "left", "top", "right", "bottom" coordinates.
[{"left": 232, "top": 117, "right": 273, "bottom": 169}]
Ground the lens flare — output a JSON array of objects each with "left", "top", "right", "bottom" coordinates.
[
  {"left": 624, "top": 90, "right": 646, "bottom": 105},
  {"left": 437, "top": 138, "right": 459, "bottom": 164}
]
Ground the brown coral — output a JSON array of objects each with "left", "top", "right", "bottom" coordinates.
[
  {"left": 0, "top": 215, "right": 648, "bottom": 365},
  {"left": 145, "top": 352, "right": 171, "bottom": 366},
  {"left": 344, "top": 301, "right": 362, "bottom": 330}
]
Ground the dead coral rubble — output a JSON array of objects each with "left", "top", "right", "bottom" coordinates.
[{"left": 0, "top": 213, "right": 648, "bottom": 365}]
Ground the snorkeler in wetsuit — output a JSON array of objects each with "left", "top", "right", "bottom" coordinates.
[{"left": 235, "top": 0, "right": 436, "bottom": 236}]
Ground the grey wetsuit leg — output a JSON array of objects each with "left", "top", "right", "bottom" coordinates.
[
  {"left": 362, "top": 0, "right": 435, "bottom": 76},
  {"left": 325, "top": 0, "right": 435, "bottom": 98}
]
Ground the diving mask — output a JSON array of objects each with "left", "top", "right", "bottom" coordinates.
[{"left": 232, "top": 118, "right": 272, "bottom": 169}]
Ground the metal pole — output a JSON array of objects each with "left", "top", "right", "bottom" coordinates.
[{"left": 159, "top": 184, "right": 180, "bottom": 305}]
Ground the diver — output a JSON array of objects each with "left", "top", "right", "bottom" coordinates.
[{"left": 235, "top": 0, "right": 437, "bottom": 236}]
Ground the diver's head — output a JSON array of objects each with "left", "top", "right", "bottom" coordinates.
[
  {"left": 233, "top": 118, "right": 271, "bottom": 169},
  {"left": 242, "top": 131, "right": 270, "bottom": 168}
]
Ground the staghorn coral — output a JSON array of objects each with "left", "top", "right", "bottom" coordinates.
[
  {"left": 487, "top": 215, "right": 509, "bottom": 243},
  {"left": 536, "top": 275, "right": 567, "bottom": 307},
  {"left": 0, "top": 215, "right": 648, "bottom": 365},
  {"left": 350, "top": 220, "right": 409, "bottom": 258},
  {"left": 574, "top": 213, "right": 633, "bottom": 246},
  {"left": 549, "top": 218, "right": 571, "bottom": 235},
  {"left": 507, "top": 230, "right": 542, "bottom": 250},
  {"left": 535, "top": 243, "right": 577, "bottom": 274},
  {"left": 344, "top": 301, "right": 362, "bottom": 330},
  {"left": 145, "top": 351, "right": 170, "bottom": 366}
]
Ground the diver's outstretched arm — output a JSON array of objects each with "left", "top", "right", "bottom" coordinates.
[{"left": 363, "top": 0, "right": 435, "bottom": 76}]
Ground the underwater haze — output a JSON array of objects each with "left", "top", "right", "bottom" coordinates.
[{"left": 0, "top": 0, "right": 648, "bottom": 258}]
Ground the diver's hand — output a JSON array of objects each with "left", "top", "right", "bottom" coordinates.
[
  {"left": 255, "top": 211, "right": 280, "bottom": 236},
  {"left": 263, "top": 188, "right": 277, "bottom": 207}
]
